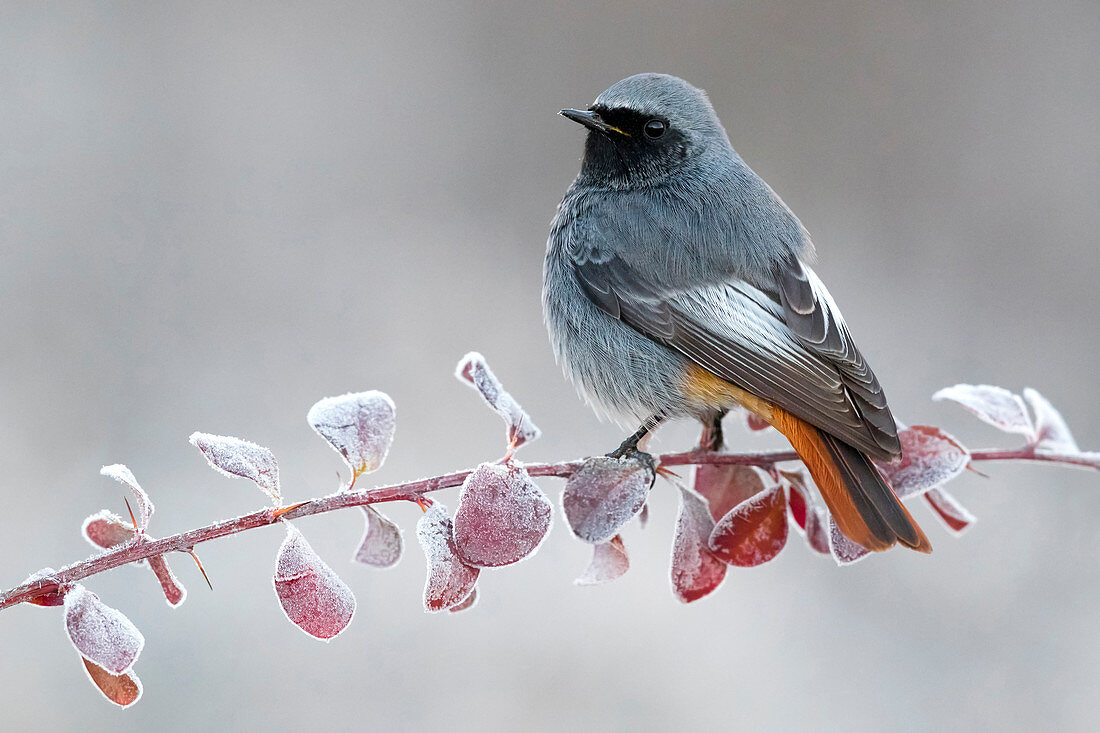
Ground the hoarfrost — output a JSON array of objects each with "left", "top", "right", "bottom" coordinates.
[
  {"left": 925, "top": 487, "right": 976, "bottom": 535},
  {"left": 64, "top": 584, "right": 144, "bottom": 674},
  {"left": 575, "top": 535, "right": 630, "bottom": 586},
  {"left": 562, "top": 455, "right": 653, "bottom": 544},
  {"left": 695, "top": 464, "right": 771, "bottom": 521},
  {"left": 1022, "top": 388, "right": 1078, "bottom": 452},
  {"left": 273, "top": 524, "right": 356, "bottom": 641},
  {"left": 190, "top": 432, "right": 281, "bottom": 506},
  {"left": 81, "top": 656, "right": 142, "bottom": 708},
  {"left": 933, "top": 384, "right": 1035, "bottom": 437},
  {"left": 455, "top": 352, "right": 541, "bottom": 451},
  {"left": 307, "top": 391, "right": 396, "bottom": 479},
  {"left": 669, "top": 486, "right": 727, "bottom": 603},
  {"left": 878, "top": 425, "right": 970, "bottom": 498},
  {"left": 448, "top": 586, "right": 479, "bottom": 614},
  {"left": 416, "top": 503, "right": 480, "bottom": 612},
  {"left": 99, "top": 465, "right": 153, "bottom": 532},
  {"left": 828, "top": 517, "right": 870, "bottom": 566},
  {"left": 453, "top": 463, "right": 552, "bottom": 567},
  {"left": 707, "top": 485, "right": 788, "bottom": 567},
  {"left": 353, "top": 506, "right": 404, "bottom": 568}
]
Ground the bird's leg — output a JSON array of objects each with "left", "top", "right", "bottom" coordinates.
[
  {"left": 699, "top": 409, "right": 729, "bottom": 452},
  {"left": 608, "top": 413, "right": 664, "bottom": 462}
]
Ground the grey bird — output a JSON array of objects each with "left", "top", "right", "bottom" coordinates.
[{"left": 543, "top": 73, "right": 930, "bottom": 553}]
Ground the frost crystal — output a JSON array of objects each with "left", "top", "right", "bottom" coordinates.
[
  {"left": 1022, "top": 388, "right": 1078, "bottom": 452},
  {"left": 353, "top": 506, "right": 404, "bottom": 568},
  {"left": 273, "top": 524, "right": 356, "bottom": 641},
  {"left": 64, "top": 584, "right": 144, "bottom": 674},
  {"left": 878, "top": 425, "right": 970, "bottom": 498},
  {"left": 189, "top": 432, "right": 281, "bottom": 506},
  {"left": 669, "top": 486, "right": 727, "bottom": 603},
  {"left": 81, "top": 656, "right": 143, "bottom": 708},
  {"left": 933, "top": 384, "right": 1035, "bottom": 437},
  {"left": 455, "top": 352, "right": 541, "bottom": 452},
  {"left": 708, "top": 485, "right": 789, "bottom": 567},
  {"left": 575, "top": 535, "right": 630, "bottom": 586},
  {"left": 453, "top": 463, "right": 552, "bottom": 567},
  {"left": 925, "top": 488, "right": 976, "bottom": 535},
  {"left": 416, "top": 503, "right": 480, "bottom": 612},
  {"left": 307, "top": 391, "right": 396, "bottom": 480},
  {"left": 828, "top": 517, "right": 870, "bottom": 565},
  {"left": 562, "top": 455, "right": 653, "bottom": 544},
  {"left": 694, "top": 463, "right": 771, "bottom": 521},
  {"left": 99, "top": 465, "right": 153, "bottom": 532}
]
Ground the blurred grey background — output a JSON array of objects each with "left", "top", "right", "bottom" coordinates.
[{"left": 2, "top": 2, "right": 1098, "bottom": 731}]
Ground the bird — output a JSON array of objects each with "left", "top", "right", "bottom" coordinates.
[{"left": 543, "top": 73, "right": 931, "bottom": 553}]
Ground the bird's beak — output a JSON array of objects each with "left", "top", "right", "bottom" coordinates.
[{"left": 559, "top": 108, "right": 630, "bottom": 137}]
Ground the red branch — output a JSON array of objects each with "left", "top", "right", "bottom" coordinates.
[{"left": 1, "top": 445, "right": 1095, "bottom": 611}]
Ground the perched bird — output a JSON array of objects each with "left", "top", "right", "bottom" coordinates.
[{"left": 543, "top": 73, "right": 930, "bottom": 553}]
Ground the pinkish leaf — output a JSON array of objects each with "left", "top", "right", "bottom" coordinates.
[
  {"left": 453, "top": 463, "right": 552, "bottom": 567},
  {"left": 81, "top": 656, "right": 142, "bottom": 708},
  {"left": 146, "top": 556, "right": 187, "bottom": 608},
  {"left": 781, "top": 469, "right": 812, "bottom": 531},
  {"left": 925, "top": 488, "right": 976, "bottom": 535},
  {"left": 64, "top": 584, "right": 144, "bottom": 674},
  {"left": 353, "top": 506, "right": 404, "bottom": 568},
  {"left": 694, "top": 464, "right": 770, "bottom": 521},
  {"left": 670, "top": 487, "right": 727, "bottom": 603},
  {"left": 804, "top": 507, "right": 831, "bottom": 555},
  {"left": 638, "top": 503, "right": 649, "bottom": 529},
  {"left": 21, "top": 568, "right": 65, "bottom": 608},
  {"left": 575, "top": 535, "right": 630, "bottom": 586},
  {"left": 273, "top": 524, "right": 356, "bottom": 641},
  {"left": 448, "top": 586, "right": 479, "bottom": 614},
  {"left": 416, "top": 503, "right": 481, "bottom": 612},
  {"left": 878, "top": 425, "right": 970, "bottom": 498},
  {"left": 828, "top": 517, "right": 870, "bottom": 565},
  {"left": 189, "top": 432, "right": 281, "bottom": 506},
  {"left": 562, "top": 455, "right": 653, "bottom": 543},
  {"left": 455, "top": 352, "right": 541, "bottom": 452},
  {"left": 933, "top": 384, "right": 1034, "bottom": 437},
  {"left": 82, "top": 510, "right": 135, "bottom": 550},
  {"left": 99, "top": 465, "right": 152, "bottom": 532},
  {"left": 307, "top": 391, "right": 396, "bottom": 479},
  {"left": 708, "top": 485, "right": 789, "bottom": 567},
  {"left": 745, "top": 412, "right": 771, "bottom": 431},
  {"left": 1022, "top": 388, "right": 1078, "bottom": 452}
]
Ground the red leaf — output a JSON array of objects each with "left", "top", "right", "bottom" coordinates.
[
  {"left": 745, "top": 412, "right": 771, "bottom": 431},
  {"left": 416, "top": 503, "right": 480, "bottom": 612},
  {"left": 21, "top": 568, "right": 66, "bottom": 607},
  {"left": 307, "top": 391, "right": 396, "bottom": 479},
  {"left": 452, "top": 463, "right": 552, "bottom": 567},
  {"left": 562, "top": 455, "right": 653, "bottom": 544},
  {"left": 82, "top": 511, "right": 135, "bottom": 549},
  {"left": 638, "top": 503, "right": 649, "bottom": 529},
  {"left": 694, "top": 464, "right": 770, "bottom": 521},
  {"left": 708, "top": 485, "right": 788, "bottom": 567},
  {"left": 448, "top": 586, "right": 479, "bottom": 614},
  {"left": 64, "top": 584, "right": 144, "bottom": 674},
  {"left": 878, "top": 425, "right": 970, "bottom": 498},
  {"left": 189, "top": 432, "right": 281, "bottom": 505},
  {"left": 828, "top": 517, "right": 870, "bottom": 565},
  {"left": 782, "top": 469, "right": 812, "bottom": 531},
  {"left": 575, "top": 535, "right": 630, "bottom": 586},
  {"left": 670, "top": 487, "right": 727, "bottom": 603},
  {"left": 146, "top": 555, "right": 187, "bottom": 608},
  {"left": 804, "top": 507, "right": 831, "bottom": 555},
  {"left": 99, "top": 465, "right": 153, "bottom": 533},
  {"left": 933, "top": 384, "right": 1034, "bottom": 437},
  {"left": 925, "top": 487, "right": 976, "bottom": 535},
  {"left": 273, "top": 525, "right": 356, "bottom": 641},
  {"left": 81, "top": 656, "right": 142, "bottom": 708},
  {"left": 353, "top": 506, "right": 404, "bottom": 568},
  {"left": 1022, "top": 388, "right": 1078, "bottom": 452},
  {"left": 456, "top": 352, "right": 540, "bottom": 452}
]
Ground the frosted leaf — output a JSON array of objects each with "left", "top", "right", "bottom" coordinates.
[
  {"left": 147, "top": 556, "right": 187, "bottom": 608},
  {"left": 22, "top": 567, "right": 65, "bottom": 608},
  {"left": 189, "top": 432, "right": 281, "bottom": 506},
  {"left": 745, "top": 412, "right": 770, "bottom": 431},
  {"left": 878, "top": 426, "right": 970, "bottom": 498},
  {"left": 455, "top": 352, "right": 541, "bottom": 452},
  {"left": 804, "top": 507, "right": 831, "bottom": 555},
  {"left": 82, "top": 510, "right": 135, "bottom": 550},
  {"left": 782, "top": 469, "right": 812, "bottom": 532},
  {"left": 81, "top": 656, "right": 142, "bottom": 708},
  {"left": 307, "top": 391, "right": 396, "bottom": 480},
  {"left": 416, "top": 503, "right": 480, "bottom": 612},
  {"left": 353, "top": 506, "right": 404, "bottom": 569},
  {"left": 933, "top": 384, "right": 1034, "bottom": 437},
  {"left": 828, "top": 517, "right": 870, "bottom": 566},
  {"left": 925, "top": 488, "right": 976, "bottom": 535},
  {"left": 1022, "top": 388, "right": 1078, "bottom": 452},
  {"left": 99, "top": 465, "right": 153, "bottom": 532},
  {"left": 64, "top": 584, "right": 144, "bottom": 674},
  {"left": 670, "top": 486, "right": 727, "bottom": 603},
  {"left": 448, "top": 586, "right": 479, "bottom": 614},
  {"left": 562, "top": 455, "right": 653, "bottom": 544},
  {"left": 273, "top": 524, "right": 356, "bottom": 641},
  {"left": 708, "top": 485, "right": 789, "bottom": 567},
  {"left": 575, "top": 535, "right": 630, "bottom": 586},
  {"left": 453, "top": 463, "right": 552, "bottom": 567},
  {"left": 638, "top": 503, "right": 649, "bottom": 529},
  {"left": 694, "top": 464, "right": 770, "bottom": 521}
]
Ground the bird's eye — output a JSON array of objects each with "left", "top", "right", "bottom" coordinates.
[{"left": 644, "top": 119, "right": 667, "bottom": 138}]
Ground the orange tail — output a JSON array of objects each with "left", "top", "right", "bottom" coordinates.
[{"left": 769, "top": 407, "right": 932, "bottom": 554}]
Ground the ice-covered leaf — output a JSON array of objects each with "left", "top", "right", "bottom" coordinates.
[
  {"left": 878, "top": 425, "right": 970, "bottom": 498},
  {"left": 99, "top": 465, "right": 153, "bottom": 532},
  {"left": 146, "top": 556, "right": 187, "bottom": 608},
  {"left": 562, "top": 455, "right": 653, "bottom": 544},
  {"left": 353, "top": 506, "right": 404, "bottom": 568},
  {"left": 925, "top": 488, "right": 976, "bottom": 535},
  {"left": 1022, "top": 388, "right": 1078, "bottom": 452},
  {"left": 575, "top": 535, "right": 630, "bottom": 586},
  {"left": 708, "top": 485, "right": 789, "bottom": 567},
  {"left": 783, "top": 469, "right": 811, "bottom": 531},
  {"left": 190, "top": 432, "right": 281, "bottom": 506},
  {"left": 804, "top": 507, "right": 831, "bottom": 555},
  {"left": 21, "top": 568, "right": 65, "bottom": 607},
  {"left": 694, "top": 463, "right": 770, "bottom": 521},
  {"left": 417, "top": 503, "right": 480, "bottom": 612},
  {"left": 828, "top": 517, "right": 870, "bottom": 565},
  {"left": 82, "top": 510, "right": 135, "bottom": 550},
  {"left": 273, "top": 524, "right": 356, "bottom": 641},
  {"left": 453, "top": 463, "right": 552, "bottom": 567},
  {"left": 448, "top": 586, "right": 479, "bottom": 614},
  {"left": 307, "top": 391, "right": 396, "bottom": 480},
  {"left": 933, "top": 384, "right": 1034, "bottom": 437},
  {"left": 81, "top": 656, "right": 142, "bottom": 708},
  {"left": 455, "top": 352, "right": 541, "bottom": 452},
  {"left": 64, "top": 584, "right": 144, "bottom": 674},
  {"left": 670, "top": 487, "right": 727, "bottom": 603}
]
